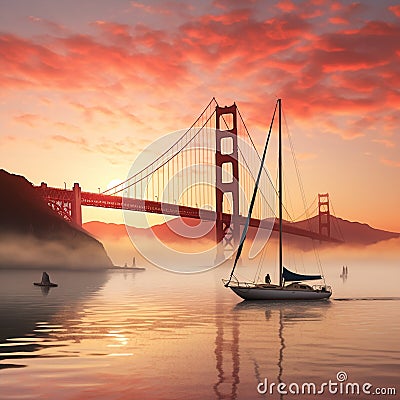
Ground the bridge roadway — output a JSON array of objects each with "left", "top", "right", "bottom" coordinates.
[{"left": 36, "top": 186, "right": 339, "bottom": 243}]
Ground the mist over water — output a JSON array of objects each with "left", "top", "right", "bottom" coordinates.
[
  {"left": 0, "top": 242, "right": 399, "bottom": 400},
  {"left": 0, "top": 234, "right": 111, "bottom": 269}
]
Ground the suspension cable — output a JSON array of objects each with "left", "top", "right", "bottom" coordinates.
[
  {"left": 282, "top": 107, "right": 324, "bottom": 278},
  {"left": 102, "top": 97, "right": 217, "bottom": 194},
  {"left": 330, "top": 198, "right": 345, "bottom": 242},
  {"left": 106, "top": 108, "right": 217, "bottom": 195}
]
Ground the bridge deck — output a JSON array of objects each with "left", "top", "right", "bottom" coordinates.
[{"left": 35, "top": 187, "right": 340, "bottom": 243}]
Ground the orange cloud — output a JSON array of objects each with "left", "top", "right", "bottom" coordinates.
[
  {"left": 275, "top": 0, "right": 297, "bottom": 12},
  {"left": 329, "top": 17, "right": 348, "bottom": 25},
  {"left": 382, "top": 158, "right": 400, "bottom": 168}
]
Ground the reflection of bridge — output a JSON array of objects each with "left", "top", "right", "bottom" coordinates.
[{"left": 35, "top": 98, "right": 340, "bottom": 254}]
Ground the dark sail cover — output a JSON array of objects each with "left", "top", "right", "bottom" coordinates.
[{"left": 283, "top": 267, "right": 322, "bottom": 281}]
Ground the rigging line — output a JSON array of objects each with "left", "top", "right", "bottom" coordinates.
[
  {"left": 290, "top": 196, "right": 318, "bottom": 222},
  {"left": 330, "top": 198, "right": 345, "bottom": 242},
  {"left": 292, "top": 205, "right": 319, "bottom": 223},
  {"left": 282, "top": 169, "right": 295, "bottom": 222},
  {"left": 237, "top": 107, "right": 278, "bottom": 192},
  {"left": 220, "top": 104, "right": 286, "bottom": 218},
  {"left": 108, "top": 109, "right": 217, "bottom": 195},
  {"left": 255, "top": 234, "right": 269, "bottom": 283},
  {"left": 282, "top": 107, "right": 324, "bottom": 276},
  {"left": 102, "top": 97, "right": 218, "bottom": 194},
  {"left": 236, "top": 107, "right": 290, "bottom": 219},
  {"left": 224, "top": 107, "right": 280, "bottom": 217},
  {"left": 238, "top": 106, "right": 299, "bottom": 222},
  {"left": 282, "top": 109, "right": 310, "bottom": 227},
  {"left": 226, "top": 101, "right": 278, "bottom": 287},
  {"left": 237, "top": 145, "right": 295, "bottom": 220},
  {"left": 237, "top": 146, "right": 277, "bottom": 217}
]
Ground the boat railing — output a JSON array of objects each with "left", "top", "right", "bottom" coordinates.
[
  {"left": 222, "top": 278, "right": 257, "bottom": 288},
  {"left": 312, "top": 284, "right": 332, "bottom": 292}
]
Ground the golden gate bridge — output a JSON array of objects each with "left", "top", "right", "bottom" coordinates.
[{"left": 35, "top": 98, "right": 339, "bottom": 258}]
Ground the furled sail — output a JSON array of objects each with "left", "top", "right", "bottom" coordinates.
[{"left": 283, "top": 267, "right": 322, "bottom": 282}]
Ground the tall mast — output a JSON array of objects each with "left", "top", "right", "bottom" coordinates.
[
  {"left": 225, "top": 101, "right": 278, "bottom": 286},
  {"left": 278, "top": 98, "right": 283, "bottom": 287}
]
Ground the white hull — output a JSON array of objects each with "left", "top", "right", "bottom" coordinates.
[{"left": 229, "top": 285, "right": 332, "bottom": 301}]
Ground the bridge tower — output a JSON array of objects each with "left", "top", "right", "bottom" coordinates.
[
  {"left": 71, "top": 183, "right": 82, "bottom": 227},
  {"left": 39, "top": 182, "right": 82, "bottom": 227},
  {"left": 318, "top": 193, "right": 330, "bottom": 238},
  {"left": 215, "top": 104, "right": 240, "bottom": 262}
]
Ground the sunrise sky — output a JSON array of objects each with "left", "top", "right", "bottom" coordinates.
[{"left": 1, "top": 0, "right": 399, "bottom": 232}]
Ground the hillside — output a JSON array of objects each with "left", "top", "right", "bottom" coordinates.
[{"left": 0, "top": 169, "right": 113, "bottom": 269}]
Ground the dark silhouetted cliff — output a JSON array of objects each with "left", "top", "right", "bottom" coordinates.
[{"left": 0, "top": 169, "right": 113, "bottom": 268}]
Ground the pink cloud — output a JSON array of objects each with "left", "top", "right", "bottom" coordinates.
[
  {"left": 70, "top": 102, "right": 117, "bottom": 121},
  {"left": 213, "top": 0, "right": 257, "bottom": 10},
  {"left": 389, "top": 5, "right": 400, "bottom": 17},
  {"left": 13, "top": 113, "right": 43, "bottom": 127},
  {"left": 51, "top": 134, "right": 88, "bottom": 147},
  {"left": 49, "top": 134, "right": 147, "bottom": 161},
  {"left": 28, "top": 16, "right": 68, "bottom": 35},
  {"left": 1, "top": 3, "right": 399, "bottom": 150},
  {"left": 201, "top": 9, "right": 251, "bottom": 25},
  {"left": 131, "top": 1, "right": 171, "bottom": 15}
]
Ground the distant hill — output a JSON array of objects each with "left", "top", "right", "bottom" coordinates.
[
  {"left": 83, "top": 212, "right": 400, "bottom": 246},
  {"left": 0, "top": 169, "right": 113, "bottom": 268},
  {"left": 84, "top": 214, "right": 400, "bottom": 247},
  {"left": 292, "top": 215, "right": 400, "bottom": 245},
  {"left": 84, "top": 218, "right": 215, "bottom": 254}
]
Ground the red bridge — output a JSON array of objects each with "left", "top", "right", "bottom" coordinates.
[
  {"left": 35, "top": 99, "right": 340, "bottom": 257},
  {"left": 35, "top": 183, "right": 336, "bottom": 243}
]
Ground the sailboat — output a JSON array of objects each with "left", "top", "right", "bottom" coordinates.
[{"left": 223, "top": 99, "right": 332, "bottom": 301}]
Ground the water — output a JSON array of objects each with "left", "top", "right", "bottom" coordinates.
[{"left": 0, "top": 264, "right": 399, "bottom": 400}]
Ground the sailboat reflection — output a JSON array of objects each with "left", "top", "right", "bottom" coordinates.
[
  {"left": 212, "top": 301, "right": 331, "bottom": 400},
  {"left": 40, "top": 285, "right": 51, "bottom": 296},
  {"left": 340, "top": 265, "right": 348, "bottom": 282},
  {"left": 213, "top": 299, "right": 240, "bottom": 400}
]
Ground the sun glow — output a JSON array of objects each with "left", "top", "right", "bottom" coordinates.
[{"left": 106, "top": 179, "right": 124, "bottom": 192}]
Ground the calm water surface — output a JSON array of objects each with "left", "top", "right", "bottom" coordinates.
[{"left": 0, "top": 263, "right": 399, "bottom": 400}]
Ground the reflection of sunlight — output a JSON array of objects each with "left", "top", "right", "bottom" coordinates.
[
  {"left": 106, "top": 330, "right": 129, "bottom": 347},
  {"left": 107, "top": 353, "right": 133, "bottom": 357}
]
